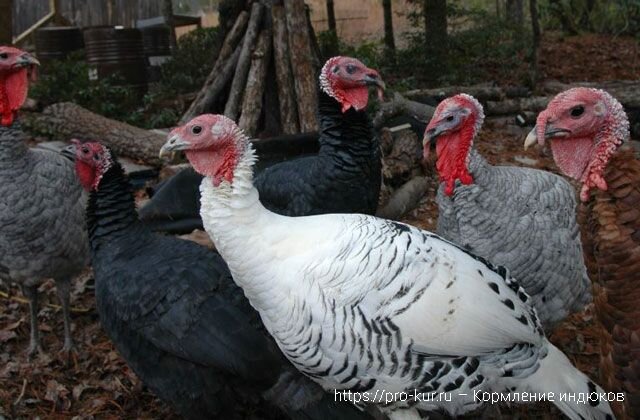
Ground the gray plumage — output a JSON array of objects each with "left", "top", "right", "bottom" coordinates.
[
  {"left": 0, "top": 123, "right": 89, "bottom": 354},
  {"left": 436, "top": 148, "right": 591, "bottom": 329}
]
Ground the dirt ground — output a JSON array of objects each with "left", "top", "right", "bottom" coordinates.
[{"left": 2, "top": 31, "right": 639, "bottom": 419}]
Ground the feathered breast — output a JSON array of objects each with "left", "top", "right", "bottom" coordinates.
[{"left": 583, "top": 148, "right": 640, "bottom": 419}]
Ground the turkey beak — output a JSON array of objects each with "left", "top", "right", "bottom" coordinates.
[
  {"left": 363, "top": 72, "right": 385, "bottom": 100},
  {"left": 15, "top": 52, "right": 40, "bottom": 69},
  {"left": 524, "top": 124, "right": 571, "bottom": 150},
  {"left": 159, "top": 135, "right": 189, "bottom": 159},
  {"left": 422, "top": 128, "right": 438, "bottom": 161},
  {"left": 524, "top": 127, "right": 538, "bottom": 150},
  {"left": 60, "top": 144, "right": 77, "bottom": 162}
]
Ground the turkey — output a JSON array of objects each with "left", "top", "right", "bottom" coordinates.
[
  {"left": 525, "top": 87, "right": 639, "bottom": 419},
  {"left": 146, "top": 55, "right": 384, "bottom": 230},
  {"left": 252, "top": 55, "right": 384, "bottom": 216},
  {"left": 423, "top": 93, "right": 590, "bottom": 330},
  {"left": 0, "top": 45, "right": 89, "bottom": 355},
  {"left": 161, "top": 113, "right": 614, "bottom": 420},
  {"left": 69, "top": 140, "right": 373, "bottom": 420}
]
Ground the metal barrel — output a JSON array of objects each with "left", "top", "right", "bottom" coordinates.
[
  {"left": 35, "top": 26, "right": 84, "bottom": 65},
  {"left": 83, "top": 26, "right": 148, "bottom": 94}
]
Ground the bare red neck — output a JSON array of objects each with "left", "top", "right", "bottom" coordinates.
[
  {"left": 0, "top": 69, "right": 29, "bottom": 126},
  {"left": 435, "top": 117, "right": 477, "bottom": 196},
  {"left": 186, "top": 141, "right": 239, "bottom": 187}
]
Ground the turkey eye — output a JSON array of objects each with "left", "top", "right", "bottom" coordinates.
[
  {"left": 81, "top": 147, "right": 89, "bottom": 154},
  {"left": 191, "top": 125, "right": 202, "bottom": 135},
  {"left": 0, "top": 53, "right": 7, "bottom": 59},
  {"left": 346, "top": 64, "right": 356, "bottom": 74},
  {"left": 570, "top": 106, "right": 585, "bottom": 118},
  {"left": 446, "top": 115, "right": 454, "bottom": 122},
  {"left": 94, "top": 154, "right": 101, "bottom": 161},
  {"left": 332, "top": 65, "right": 339, "bottom": 73}
]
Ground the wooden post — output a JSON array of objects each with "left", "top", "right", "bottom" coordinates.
[
  {"left": 423, "top": 0, "right": 448, "bottom": 82},
  {"left": 271, "top": 4, "right": 299, "bottom": 134},
  {"left": 239, "top": 28, "right": 272, "bottom": 136},
  {"left": 0, "top": 0, "right": 12, "bottom": 45},
  {"left": 163, "top": 0, "right": 177, "bottom": 50},
  {"left": 223, "top": 2, "right": 264, "bottom": 120},
  {"left": 284, "top": 0, "right": 319, "bottom": 132},
  {"left": 181, "top": 11, "right": 249, "bottom": 123}
]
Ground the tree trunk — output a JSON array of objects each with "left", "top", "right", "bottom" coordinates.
[
  {"left": 27, "top": 103, "right": 167, "bottom": 166},
  {"left": 181, "top": 11, "right": 249, "bottom": 123},
  {"left": 0, "top": 0, "right": 12, "bottom": 44},
  {"left": 326, "top": 0, "right": 336, "bottom": 33},
  {"left": 284, "top": 0, "right": 319, "bottom": 132},
  {"left": 529, "top": 0, "right": 541, "bottom": 87},
  {"left": 548, "top": 0, "right": 578, "bottom": 35},
  {"left": 373, "top": 92, "right": 435, "bottom": 129},
  {"left": 423, "top": 0, "right": 447, "bottom": 82},
  {"left": 239, "top": 28, "right": 273, "bottom": 136},
  {"left": 305, "top": 4, "right": 322, "bottom": 70},
  {"left": 377, "top": 176, "right": 429, "bottom": 221},
  {"left": 506, "top": 0, "right": 524, "bottom": 27},
  {"left": 223, "top": 2, "right": 265, "bottom": 120},
  {"left": 162, "top": 0, "right": 177, "bottom": 50},
  {"left": 272, "top": 4, "right": 299, "bottom": 134},
  {"left": 382, "top": 0, "right": 396, "bottom": 62}
]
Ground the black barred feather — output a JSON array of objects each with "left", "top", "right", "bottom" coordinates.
[{"left": 88, "top": 154, "right": 372, "bottom": 420}]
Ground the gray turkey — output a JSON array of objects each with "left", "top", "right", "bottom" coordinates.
[
  {"left": 0, "top": 45, "right": 89, "bottom": 355},
  {"left": 423, "top": 93, "right": 590, "bottom": 330}
]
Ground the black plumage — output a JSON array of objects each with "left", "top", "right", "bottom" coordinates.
[
  {"left": 86, "top": 152, "right": 371, "bottom": 420},
  {"left": 254, "top": 90, "right": 381, "bottom": 216},
  {"left": 139, "top": 90, "right": 381, "bottom": 232}
]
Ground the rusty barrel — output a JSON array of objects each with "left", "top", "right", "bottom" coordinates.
[
  {"left": 35, "top": 27, "right": 84, "bottom": 65},
  {"left": 83, "top": 26, "right": 148, "bottom": 94}
]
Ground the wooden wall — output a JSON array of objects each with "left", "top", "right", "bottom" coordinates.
[{"left": 11, "top": 0, "right": 191, "bottom": 37}]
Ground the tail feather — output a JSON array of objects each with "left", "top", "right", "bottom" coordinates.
[{"left": 525, "top": 344, "right": 615, "bottom": 420}]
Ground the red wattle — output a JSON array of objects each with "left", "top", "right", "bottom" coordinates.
[
  {"left": 336, "top": 86, "right": 370, "bottom": 113},
  {"left": 186, "top": 145, "right": 238, "bottom": 186},
  {"left": 6, "top": 69, "right": 29, "bottom": 113},
  {"left": 549, "top": 137, "right": 594, "bottom": 182},
  {"left": 76, "top": 160, "right": 97, "bottom": 191},
  {"left": 0, "top": 69, "right": 29, "bottom": 126},
  {"left": 435, "top": 123, "right": 476, "bottom": 196}
]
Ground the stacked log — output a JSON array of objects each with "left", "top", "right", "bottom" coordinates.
[{"left": 181, "top": 0, "right": 321, "bottom": 137}]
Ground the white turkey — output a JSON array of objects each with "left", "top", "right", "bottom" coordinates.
[{"left": 160, "top": 114, "right": 614, "bottom": 420}]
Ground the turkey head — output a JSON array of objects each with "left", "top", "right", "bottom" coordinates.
[
  {"left": 525, "top": 88, "right": 630, "bottom": 201},
  {"left": 319, "top": 56, "right": 385, "bottom": 113},
  {"left": 160, "top": 114, "right": 246, "bottom": 187},
  {"left": 72, "top": 140, "right": 114, "bottom": 191},
  {"left": 423, "top": 93, "right": 485, "bottom": 196},
  {"left": 0, "top": 46, "right": 39, "bottom": 127}
]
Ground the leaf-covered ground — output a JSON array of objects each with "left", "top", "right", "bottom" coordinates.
[{"left": 2, "top": 31, "right": 639, "bottom": 419}]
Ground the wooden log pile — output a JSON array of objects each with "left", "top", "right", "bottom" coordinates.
[
  {"left": 405, "top": 80, "right": 640, "bottom": 136},
  {"left": 181, "top": 0, "right": 321, "bottom": 137}
]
